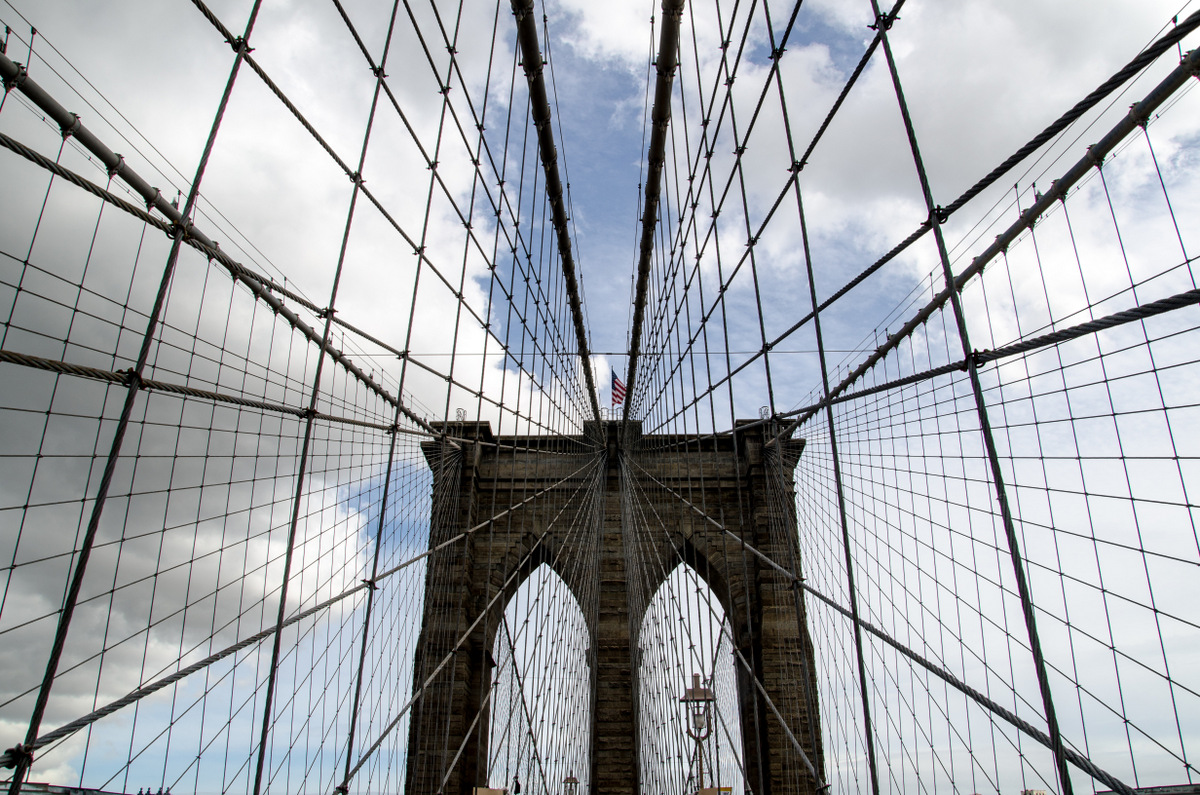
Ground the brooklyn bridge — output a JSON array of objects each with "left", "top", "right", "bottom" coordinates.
[{"left": 0, "top": 1, "right": 1198, "bottom": 795}]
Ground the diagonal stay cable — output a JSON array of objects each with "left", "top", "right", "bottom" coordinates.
[
  {"left": 188, "top": 0, "right": 593, "bottom": 425},
  {"left": 645, "top": 10, "right": 1200, "bottom": 435},
  {"left": 628, "top": 443, "right": 1141, "bottom": 795},
  {"left": 0, "top": 452, "right": 598, "bottom": 771},
  {"left": 0, "top": 117, "right": 583, "bottom": 445},
  {"left": 766, "top": 285, "right": 1200, "bottom": 426},
  {"left": 338, "top": 455, "right": 604, "bottom": 788},
  {"left": 621, "top": 458, "right": 825, "bottom": 789},
  {"left": 771, "top": 43, "right": 1200, "bottom": 447},
  {"left": 624, "top": 455, "right": 803, "bottom": 586},
  {"left": 0, "top": 52, "right": 445, "bottom": 440}
]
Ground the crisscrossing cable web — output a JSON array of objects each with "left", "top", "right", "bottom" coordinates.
[{"left": 1, "top": 2, "right": 1199, "bottom": 795}]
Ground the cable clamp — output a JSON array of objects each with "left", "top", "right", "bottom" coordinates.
[
  {"left": 228, "top": 36, "right": 253, "bottom": 55},
  {"left": 61, "top": 112, "right": 82, "bottom": 140},
  {"left": 2, "top": 742, "right": 33, "bottom": 770},
  {"left": 361, "top": 578, "right": 378, "bottom": 591},
  {"left": 789, "top": 159, "right": 805, "bottom": 173},
  {"left": 117, "top": 368, "right": 143, "bottom": 389},
  {"left": 349, "top": 171, "right": 364, "bottom": 186},
  {"left": 1129, "top": 101, "right": 1150, "bottom": 128},
  {"left": 2, "top": 61, "right": 27, "bottom": 92},
  {"left": 770, "top": 46, "right": 786, "bottom": 62},
  {"left": 931, "top": 205, "right": 948, "bottom": 225},
  {"left": 334, "top": 784, "right": 349, "bottom": 795},
  {"left": 372, "top": 65, "right": 387, "bottom": 79},
  {"left": 869, "top": 11, "right": 896, "bottom": 31},
  {"left": 108, "top": 154, "right": 125, "bottom": 179},
  {"left": 318, "top": 307, "right": 337, "bottom": 320},
  {"left": 147, "top": 187, "right": 162, "bottom": 211}
]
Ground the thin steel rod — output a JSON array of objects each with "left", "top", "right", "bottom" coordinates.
[
  {"left": 797, "top": 585, "right": 1137, "bottom": 795},
  {"left": 770, "top": 284, "right": 1200, "bottom": 422},
  {"left": 635, "top": 496, "right": 824, "bottom": 789},
  {"left": 0, "top": 580, "right": 374, "bottom": 768},
  {"left": 868, "top": 0, "right": 1072, "bottom": 787},
  {"left": 774, "top": 43, "right": 1200, "bottom": 446},
  {"left": 510, "top": 0, "right": 600, "bottom": 422},
  {"left": 339, "top": 415, "right": 402, "bottom": 789},
  {"left": 337, "top": 458, "right": 603, "bottom": 788},
  {"left": 624, "top": 456, "right": 803, "bottom": 585},
  {"left": 0, "top": 51, "right": 445, "bottom": 443},
  {"left": 644, "top": 11, "right": 1200, "bottom": 436},
  {"left": 2, "top": 15, "right": 263, "bottom": 790},
  {"left": 624, "top": 0, "right": 686, "bottom": 424},
  {"left": 0, "top": 348, "right": 401, "bottom": 433}
]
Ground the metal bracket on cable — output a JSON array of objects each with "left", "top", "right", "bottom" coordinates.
[
  {"left": 1, "top": 60, "right": 25, "bottom": 91},
  {"left": 2, "top": 743, "right": 33, "bottom": 771},
  {"left": 61, "top": 112, "right": 82, "bottom": 140},
  {"left": 869, "top": 10, "right": 897, "bottom": 30}
]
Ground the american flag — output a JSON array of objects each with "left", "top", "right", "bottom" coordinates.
[{"left": 611, "top": 370, "right": 626, "bottom": 407}]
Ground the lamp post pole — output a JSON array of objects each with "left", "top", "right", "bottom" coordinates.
[{"left": 680, "top": 674, "right": 715, "bottom": 795}]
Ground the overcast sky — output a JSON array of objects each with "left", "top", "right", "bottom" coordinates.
[{"left": 2, "top": 1, "right": 1199, "bottom": 794}]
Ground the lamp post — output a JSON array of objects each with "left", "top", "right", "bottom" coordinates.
[
  {"left": 563, "top": 772, "right": 578, "bottom": 795},
  {"left": 680, "top": 673, "right": 716, "bottom": 795}
]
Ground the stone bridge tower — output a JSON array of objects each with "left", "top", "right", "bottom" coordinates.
[{"left": 405, "top": 420, "right": 822, "bottom": 795}]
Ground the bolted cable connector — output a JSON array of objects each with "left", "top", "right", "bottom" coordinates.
[
  {"left": 2, "top": 61, "right": 27, "bottom": 93},
  {"left": 2, "top": 742, "right": 33, "bottom": 770},
  {"left": 869, "top": 11, "right": 897, "bottom": 31},
  {"left": 61, "top": 112, "right": 82, "bottom": 140},
  {"left": 116, "top": 368, "right": 143, "bottom": 390},
  {"left": 227, "top": 36, "right": 254, "bottom": 55}
]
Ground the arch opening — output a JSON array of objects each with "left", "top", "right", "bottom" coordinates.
[
  {"left": 487, "top": 563, "right": 592, "bottom": 795},
  {"left": 638, "top": 563, "right": 746, "bottom": 795}
]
